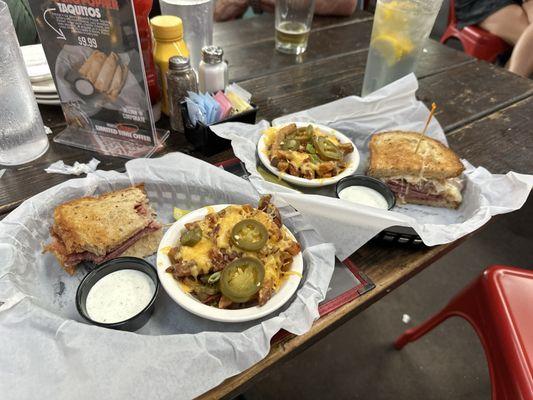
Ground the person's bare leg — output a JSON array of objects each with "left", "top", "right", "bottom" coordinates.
[
  {"left": 522, "top": 0, "right": 533, "bottom": 23},
  {"left": 508, "top": 23, "right": 533, "bottom": 77},
  {"left": 479, "top": 4, "right": 529, "bottom": 45},
  {"left": 479, "top": 4, "right": 533, "bottom": 77}
]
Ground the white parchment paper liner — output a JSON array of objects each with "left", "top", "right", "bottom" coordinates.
[
  {"left": 211, "top": 74, "right": 533, "bottom": 260},
  {"left": 0, "top": 153, "right": 335, "bottom": 400}
]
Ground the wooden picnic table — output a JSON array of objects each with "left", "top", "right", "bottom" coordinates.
[{"left": 1, "top": 10, "right": 532, "bottom": 400}]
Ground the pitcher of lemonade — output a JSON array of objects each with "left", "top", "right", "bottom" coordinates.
[{"left": 361, "top": 0, "right": 443, "bottom": 96}]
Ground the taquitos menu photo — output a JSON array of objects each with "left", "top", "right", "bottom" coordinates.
[{"left": 28, "top": 0, "right": 159, "bottom": 154}]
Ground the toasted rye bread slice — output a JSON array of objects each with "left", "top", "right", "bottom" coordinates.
[
  {"left": 121, "top": 229, "right": 163, "bottom": 259},
  {"left": 397, "top": 197, "right": 461, "bottom": 209},
  {"left": 368, "top": 131, "right": 464, "bottom": 180},
  {"left": 51, "top": 184, "right": 155, "bottom": 257}
]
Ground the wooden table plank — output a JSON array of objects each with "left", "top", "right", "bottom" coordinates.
[
  {"left": 417, "top": 62, "right": 533, "bottom": 132},
  {"left": 39, "top": 104, "right": 68, "bottom": 129},
  {"left": 238, "top": 49, "right": 529, "bottom": 135},
  {"left": 0, "top": 142, "right": 117, "bottom": 213},
  {"left": 447, "top": 96, "right": 533, "bottom": 174},
  {"left": 226, "top": 20, "right": 374, "bottom": 82},
  {"left": 223, "top": 14, "right": 472, "bottom": 83},
  {"left": 214, "top": 11, "right": 373, "bottom": 49},
  {"left": 415, "top": 40, "right": 474, "bottom": 79},
  {"left": 231, "top": 40, "right": 474, "bottom": 122},
  {"left": 199, "top": 238, "right": 466, "bottom": 400}
]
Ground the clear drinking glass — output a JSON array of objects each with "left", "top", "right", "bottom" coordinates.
[
  {"left": 0, "top": 1, "right": 49, "bottom": 165},
  {"left": 275, "top": 0, "right": 316, "bottom": 55},
  {"left": 159, "top": 0, "right": 214, "bottom": 70},
  {"left": 361, "top": 0, "right": 443, "bottom": 96}
]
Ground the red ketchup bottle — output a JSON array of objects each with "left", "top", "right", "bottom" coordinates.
[{"left": 133, "top": 0, "right": 162, "bottom": 121}]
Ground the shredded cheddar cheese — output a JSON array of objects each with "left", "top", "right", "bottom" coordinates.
[
  {"left": 284, "top": 270, "right": 303, "bottom": 277},
  {"left": 263, "top": 124, "right": 353, "bottom": 180},
  {"left": 172, "top": 204, "right": 300, "bottom": 299},
  {"left": 160, "top": 246, "right": 172, "bottom": 255}
]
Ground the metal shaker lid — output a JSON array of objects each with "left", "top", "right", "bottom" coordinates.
[
  {"left": 201, "top": 46, "right": 224, "bottom": 64},
  {"left": 168, "top": 56, "right": 191, "bottom": 71}
]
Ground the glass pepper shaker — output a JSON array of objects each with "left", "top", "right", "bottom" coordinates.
[{"left": 166, "top": 56, "right": 198, "bottom": 132}]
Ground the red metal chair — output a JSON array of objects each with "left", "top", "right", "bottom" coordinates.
[
  {"left": 440, "top": 0, "right": 511, "bottom": 62},
  {"left": 395, "top": 265, "right": 533, "bottom": 400}
]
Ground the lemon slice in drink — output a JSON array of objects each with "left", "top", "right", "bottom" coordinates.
[{"left": 371, "top": 34, "right": 414, "bottom": 66}]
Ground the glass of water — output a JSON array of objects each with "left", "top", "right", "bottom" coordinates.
[
  {"left": 275, "top": 0, "right": 316, "bottom": 55},
  {"left": 0, "top": 1, "right": 49, "bottom": 166},
  {"left": 361, "top": 0, "right": 443, "bottom": 96},
  {"left": 159, "top": 0, "right": 214, "bottom": 70}
]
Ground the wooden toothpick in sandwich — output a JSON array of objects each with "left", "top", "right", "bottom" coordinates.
[{"left": 415, "top": 102, "right": 437, "bottom": 154}]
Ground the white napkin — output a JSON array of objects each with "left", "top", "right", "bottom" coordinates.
[
  {"left": 45, "top": 158, "right": 100, "bottom": 175},
  {"left": 20, "top": 44, "right": 52, "bottom": 81}
]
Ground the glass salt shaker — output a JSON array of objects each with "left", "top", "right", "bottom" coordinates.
[
  {"left": 167, "top": 56, "right": 198, "bottom": 132},
  {"left": 198, "top": 46, "right": 228, "bottom": 93}
]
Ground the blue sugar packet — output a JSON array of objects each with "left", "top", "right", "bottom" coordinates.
[
  {"left": 202, "top": 93, "right": 221, "bottom": 124},
  {"left": 201, "top": 94, "right": 213, "bottom": 124},
  {"left": 188, "top": 91, "right": 208, "bottom": 118},
  {"left": 199, "top": 93, "right": 214, "bottom": 124},
  {"left": 185, "top": 97, "right": 206, "bottom": 125},
  {"left": 187, "top": 91, "right": 222, "bottom": 125}
]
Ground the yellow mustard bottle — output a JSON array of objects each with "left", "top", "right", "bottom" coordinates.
[{"left": 150, "top": 16, "right": 189, "bottom": 116}]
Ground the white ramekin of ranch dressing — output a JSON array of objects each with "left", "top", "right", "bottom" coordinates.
[
  {"left": 86, "top": 269, "right": 155, "bottom": 323},
  {"left": 77, "top": 258, "right": 159, "bottom": 331},
  {"left": 338, "top": 186, "right": 389, "bottom": 209},
  {"left": 336, "top": 176, "right": 395, "bottom": 210}
]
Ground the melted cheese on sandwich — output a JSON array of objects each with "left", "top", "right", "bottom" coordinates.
[{"left": 384, "top": 175, "right": 463, "bottom": 201}]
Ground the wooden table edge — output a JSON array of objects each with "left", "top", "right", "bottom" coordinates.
[{"left": 198, "top": 237, "right": 468, "bottom": 400}]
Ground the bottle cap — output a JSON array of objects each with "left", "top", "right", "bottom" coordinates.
[
  {"left": 150, "top": 16, "right": 184, "bottom": 41},
  {"left": 169, "top": 56, "right": 191, "bottom": 71},
  {"left": 201, "top": 46, "right": 224, "bottom": 64}
]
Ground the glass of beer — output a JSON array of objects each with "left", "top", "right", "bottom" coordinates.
[
  {"left": 275, "top": 0, "right": 316, "bottom": 55},
  {"left": 361, "top": 0, "right": 443, "bottom": 96}
]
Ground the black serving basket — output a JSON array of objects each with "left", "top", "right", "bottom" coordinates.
[{"left": 181, "top": 101, "right": 258, "bottom": 156}]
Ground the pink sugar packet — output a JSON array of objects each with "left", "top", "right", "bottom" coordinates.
[{"left": 214, "top": 91, "right": 233, "bottom": 120}]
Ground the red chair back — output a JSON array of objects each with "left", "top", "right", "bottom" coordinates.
[
  {"left": 484, "top": 266, "right": 533, "bottom": 398},
  {"left": 395, "top": 265, "right": 533, "bottom": 400},
  {"left": 440, "top": 0, "right": 511, "bottom": 62}
]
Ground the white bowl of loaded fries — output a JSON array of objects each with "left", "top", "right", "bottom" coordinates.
[
  {"left": 258, "top": 122, "right": 359, "bottom": 187},
  {"left": 156, "top": 197, "right": 303, "bottom": 323}
]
